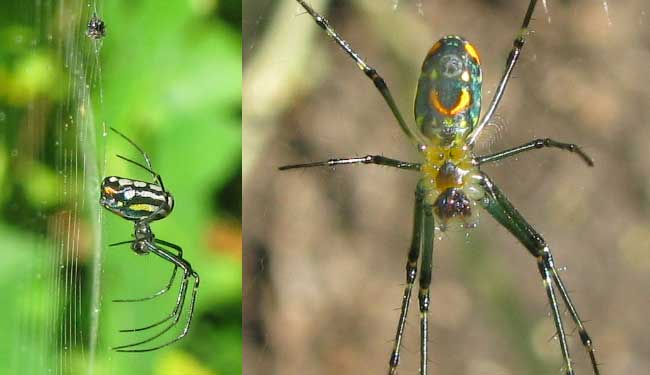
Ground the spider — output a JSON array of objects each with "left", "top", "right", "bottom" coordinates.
[
  {"left": 100, "top": 127, "right": 199, "bottom": 352},
  {"left": 280, "top": 1, "right": 600, "bottom": 374},
  {"left": 86, "top": 13, "right": 106, "bottom": 40}
]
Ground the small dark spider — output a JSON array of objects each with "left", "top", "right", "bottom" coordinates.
[
  {"left": 100, "top": 127, "right": 199, "bottom": 352},
  {"left": 86, "top": 13, "right": 106, "bottom": 40}
]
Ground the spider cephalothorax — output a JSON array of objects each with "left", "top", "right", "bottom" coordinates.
[{"left": 420, "top": 144, "right": 483, "bottom": 229}]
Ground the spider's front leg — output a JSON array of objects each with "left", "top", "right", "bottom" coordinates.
[
  {"left": 388, "top": 181, "right": 435, "bottom": 375},
  {"left": 111, "top": 216, "right": 180, "bottom": 303},
  {"left": 479, "top": 173, "right": 600, "bottom": 375},
  {"left": 110, "top": 239, "right": 180, "bottom": 303},
  {"left": 417, "top": 200, "right": 435, "bottom": 375},
  {"left": 113, "top": 241, "right": 200, "bottom": 352},
  {"left": 115, "top": 240, "right": 186, "bottom": 334},
  {"left": 388, "top": 183, "right": 425, "bottom": 374}
]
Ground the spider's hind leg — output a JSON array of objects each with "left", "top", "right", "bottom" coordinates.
[
  {"left": 114, "top": 154, "right": 166, "bottom": 190},
  {"left": 294, "top": 0, "right": 426, "bottom": 144},
  {"left": 479, "top": 173, "right": 600, "bottom": 375},
  {"left": 110, "top": 126, "right": 166, "bottom": 189}
]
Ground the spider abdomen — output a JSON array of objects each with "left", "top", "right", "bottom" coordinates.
[
  {"left": 100, "top": 176, "right": 174, "bottom": 221},
  {"left": 415, "top": 35, "right": 482, "bottom": 146}
]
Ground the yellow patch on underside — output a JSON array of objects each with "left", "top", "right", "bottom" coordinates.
[
  {"left": 430, "top": 89, "right": 471, "bottom": 116},
  {"left": 129, "top": 203, "right": 156, "bottom": 213}
]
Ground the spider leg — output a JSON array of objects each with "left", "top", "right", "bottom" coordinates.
[
  {"left": 116, "top": 241, "right": 183, "bottom": 328},
  {"left": 388, "top": 183, "right": 425, "bottom": 374},
  {"left": 109, "top": 239, "right": 134, "bottom": 247},
  {"left": 113, "top": 241, "right": 182, "bottom": 303},
  {"left": 417, "top": 202, "right": 435, "bottom": 375},
  {"left": 294, "top": 0, "right": 427, "bottom": 146},
  {"left": 279, "top": 155, "right": 421, "bottom": 171},
  {"left": 113, "top": 242, "right": 199, "bottom": 352},
  {"left": 467, "top": 0, "right": 538, "bottom": 145},
  {"left": 113, "top": 266, "right": 178, "bottom": 303},
  {"left": 110, "top": 127, "right": 153, "bottom": 170},
  {"left": 550, "top": 267, "right": 600, "bottom": 375},
  {"left": 479, "top": 173, "right": 599, "bottom": 375},
  {"left": 114, "top": 154, "right": 166, "bottom": 191},
  {"left": 475, "top": 138, "right": 594, "bottom": 166},
  {"left": 110, "top": 127, "right": 166, "bottom": 189}
]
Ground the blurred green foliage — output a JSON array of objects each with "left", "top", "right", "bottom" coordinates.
[{"left": 0, "top": 0, "right": 241, "bottom": 374}]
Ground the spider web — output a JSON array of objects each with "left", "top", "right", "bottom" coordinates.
[
  {"left": 0, "top": 0, "right": 105, "bottom": 374},
  {"left": 0, "top": 0, "right": 246, "bottom": 375},
  {"left": 4, "top": 0, "right": 245, "bottom": 373},
  {"left": 4, "top": 0, "right": 244, "bottom": 373}
]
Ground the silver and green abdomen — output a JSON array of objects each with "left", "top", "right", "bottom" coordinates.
[
  {"left": 414, "top": 35, "right": 482, "bottom": 146},
  {"left": 100, "top": 176, "right": 174, "bottom": 221}
]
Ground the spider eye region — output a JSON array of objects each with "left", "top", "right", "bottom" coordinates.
[
  {"left": 415, "top": 36, "right": 483, "bottom": 145},
  {"left": 99, "top": 176, "right": 173, "bottom": 221}
]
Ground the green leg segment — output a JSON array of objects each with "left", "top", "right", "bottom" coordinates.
[
  {"left": 388, "top": 183, "right": 425, "bottom": 374},
  {"left": 480, "top": 173, "right": 600, "bottom": 375},
  {"left": 279, "top": 155, "right": 420, "bottom": 172},
  {"left": 475, "top": 138, "right": 594, "bottom": 167},
  {"left": 418, "top": 201, "right": 435, "bottom": 375}
]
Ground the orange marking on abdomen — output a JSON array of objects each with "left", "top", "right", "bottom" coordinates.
[
  {"left": 427, "top": 41, "right": 442, "bottom": 58},
  {"left": 430, "top": 89, "right": 471, "bottom": 116},
  {"left": 464, "top": 42, "right": 481, "bottom": 64}
]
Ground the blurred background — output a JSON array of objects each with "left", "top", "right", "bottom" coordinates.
[
  {"left": 243, "top": 1, "right": 649, "bottom": 374},
  {"left": 0, "top": 0, "right": 241, "bottom": 374}
]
